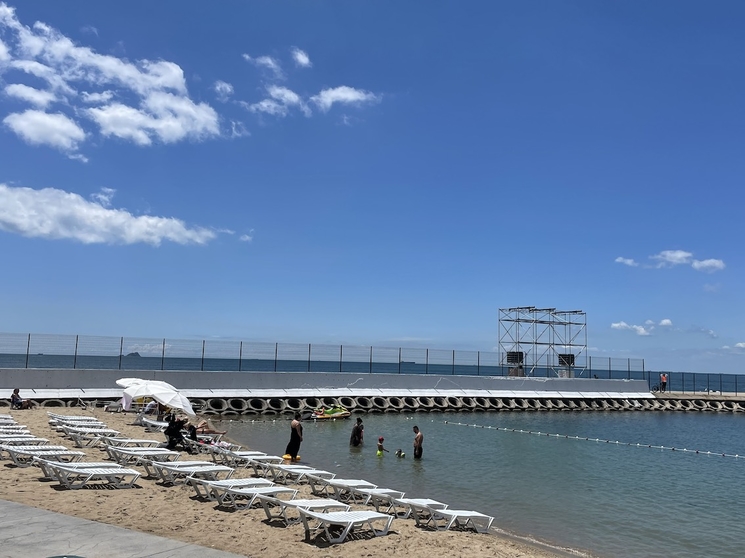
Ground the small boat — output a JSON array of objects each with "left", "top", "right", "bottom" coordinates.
[{"left": 309, "top": 406, "right": 351, "bottom": 420}]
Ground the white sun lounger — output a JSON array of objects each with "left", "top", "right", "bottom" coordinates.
[
  {"left": 258, "top": 496, "right": 351, "bottom": 526},
  {"left": 265, "top": 464, "right": 336, "bottom": 485},
  {"left": 106, "top": 447, "right": 181, "bottom": 466},
  {"left": 141, "top": 418, "right": 168, "bottom": 432},
  {"left": 211, "top": 449, "right": 267, "bottom": 467},
  {"left": 348, "top": 488, "right": 406, "bottom": 510},
  {"left": 99, "top": 437, "right": 162, "bottom": 449},
  {"left": 47, "top": 413, "right": 102, "bottom": 423},
  {"left": 306, "top": 476, "right": 377, "bottom": 501},
  {"left": 0, "top": 444, "right": 68, "bottom": 460},
  {"left": 188, "top": 477, "right": 275, "bottom": 500},
  {"left": 218, "top": 486, "right": 298, "bottom": 510},
  {"left": 150, "top": 462, "right": 234, "bottom": 485},
  {"left": 244, "top": 455, "right": 286, "bottom": 476},
  {"left": 33, "top": 458, "right": 123, "bottom": 479},
  {"left": 61, "top": 426, "right": 121, "bottom": 447},
  {"left": 0, "top": 425, "right": 29, "bottom": 431},
  {"left": 0, "top": 437, "right": 49, "bottom": 446},
  {"left": 297, "top": 509, "right": 394, "bottom": 544},
  {"left": 5, "top": 447, "right": 85, "bottom": 467},
  {"left": 45, "top": 462, "right": 141, "bottom": 489},
  {"left": 53, "top": 420, "right": 108, "bottom": 431},
  {"left": 392, "top": 498, "right": 449, "bottom": 519},
  {"left": 425, "top": 508, "right": 494, "bottom": 533},
  {"left": 0, "top": 433, "right": 36, "bottom": 439}
]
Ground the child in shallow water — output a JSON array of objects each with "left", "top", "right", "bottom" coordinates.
[
  {"left": 376, "top": 436, "right": 389, "bottom": 456},
  {"left": 395, "top": 448, "right": 406, "bottom": 458}
]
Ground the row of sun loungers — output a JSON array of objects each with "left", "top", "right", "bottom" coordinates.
[{"left": 2, "top": 410, "right": 494, "bottom": 544}]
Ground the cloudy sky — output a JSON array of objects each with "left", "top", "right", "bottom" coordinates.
[{"left": 0, "top": 2, "right": 743, "bottom": 373}]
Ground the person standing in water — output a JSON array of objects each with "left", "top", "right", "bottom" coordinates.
[
  {"left": 285, "top": 412, "right": 303, "bottom": 461},
  {"left": 413, "top": 425, "right": 423, "bottom": 459},
  {"left": 350, "top": 417, "right": 364, "bottom": 447},
  {"left": 377, "top": 436, "right": 389, "bottom": 456}
]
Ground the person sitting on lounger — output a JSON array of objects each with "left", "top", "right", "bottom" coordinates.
[
  {"left": 165, "top": 415, "right": 189, "bottom": 450},
  {"left": 10, "top": 388, "right": 31, "bottom": 410}
]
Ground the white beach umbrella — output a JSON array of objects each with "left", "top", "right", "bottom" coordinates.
[
  {"left": 121, "top": 382, "right": 195, "bottom": 416},
  {"left": 115, "top": 377, "right": 177, "bottom": 390}
]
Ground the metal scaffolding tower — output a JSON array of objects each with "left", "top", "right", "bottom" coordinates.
[{"left": 498, "top": 306, "right": 588, "bottom": 377}]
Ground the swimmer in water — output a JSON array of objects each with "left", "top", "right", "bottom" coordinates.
[
  {"left": 395, "top": 448, "right": 406, "bottom": 458},
  {"left": 376, "top": 436, "right": 389, "bottom": 456}
]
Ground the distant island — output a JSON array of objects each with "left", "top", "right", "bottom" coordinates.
[{"left": 125, "top": 352, "right": 141, "bottom": 357}]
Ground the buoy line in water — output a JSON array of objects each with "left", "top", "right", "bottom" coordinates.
[{"left": 443, "top": 420, "right": 744, "bottom": 460}]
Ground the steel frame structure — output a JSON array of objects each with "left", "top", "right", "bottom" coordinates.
[{"left": 498, "top": 306, "right": 587, "bottom": 377}]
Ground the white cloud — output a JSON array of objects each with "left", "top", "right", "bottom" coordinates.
[
  {"left": 267, "top": 85, "right": 311, "bottom": 117},
  {"left": 291, "top": 47, "right": 311, "bottom": 68},
  {"left": 310, "top": 86, "right": 380, "bottom": 112},
  {"left": 615, "top": 256, "right": 638, "bottom": 267},
  {"left": 243, "top": 98, "right": 287, "bottom": 117},
  {"left": 80, "top": 90, "right": 113, "bottom": 103},
  {"left": 213, "top": 80, "right": 233, "bottom": 102},
  {"left": 242, "top": 54, "right": 283, "bottom": 79},
  {"left": 3, "top": 109, "right": 85, "bottom": 154},
  {"left": 90, "top": 187, "right": 115, "bottom": 207},
  {"left": 611, "top": 321, "right": 652, "bottom": 336},
  {"left": 691, "top": 258, "right": 725, "bottom": 272},
  {"left": 0, "top": 183, "right": 216, "bottom": 246},
  {"left": 80, "top": 25, "right": 98, "bottom": 37},
  {"left": 4, "top": 83, "right": 56, "bottom": 107},
  {"left": 735, "top": 343, "right": 745, "bottom": 349},
  {"left": 239, "top": 229, "right": 254, "bottom": 242},
  {"left": 0, "top": 5, "right": 220, "bottom": 154},
  {"left": 0, "top": 37, "right": 10, "bottom": 61},
  {"left": 659, "top": 319, "right": 673, "bottom": 327},
  {"left": 230, "top": 120, "right": 249, "bottom": 138},
  {"left": 651, "top": 249, "right": 692, "bottom": 267},
  {"left": 86, "top": 91, "right": 220, "bottom": 145}
]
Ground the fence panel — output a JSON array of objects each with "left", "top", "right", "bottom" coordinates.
[
  {"left": 241, "top": 342, "right": 277, "bottom": 372},
  {"left": 400, "top": 348, "right": 427, "bottom": 375},
  {"left": 341, "top": 345, "right": 372, "bottom": 374},
  {"left": 120, "top": 337, "right": 165, "bottom": 370},
  {"left": 0, "top": 332, "right": 31, "bottom": 368},
  {"left": 277, "top": 343, "right": 310, "bottom": 372},
  {"left": 371, "top": 346, "right": 399, "bottom": 374},
  {"left": 309, "top": 344, "right": 341, "bottom": 373},
  {"left": 454, "top": 350, "right": 478, "bottom": 376},
  {"left": 75, "top": 335, "right": 123, "bottom": 370},
  {"left": 203, "top": 340, "right": 241, "bottom": 372},
  {"left": 27, "top": 333, "right": 77, "bottom": 369}
]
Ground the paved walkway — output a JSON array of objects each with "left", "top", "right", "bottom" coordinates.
[{"left": 0, "top": 499, "right": 245, "bottom": 558}]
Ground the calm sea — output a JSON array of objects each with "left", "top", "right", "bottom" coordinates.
[{"left": 223, "top": 411, "right": 745, "bottom": 558}]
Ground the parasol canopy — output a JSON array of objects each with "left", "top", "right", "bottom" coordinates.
[{"left": 120, "top": 380, "right": 195, "bottom": 416}]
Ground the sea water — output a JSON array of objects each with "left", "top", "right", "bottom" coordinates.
[{"left": 224, "top": 412, "right": 745, "bottom": 558}]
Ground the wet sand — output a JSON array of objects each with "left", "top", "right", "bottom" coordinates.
[{"left": 0, "top": 406, "right": 577, "bottom": 558}]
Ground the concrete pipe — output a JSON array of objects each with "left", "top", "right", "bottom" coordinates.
[
  {"left": 40, "top": 399, "right": 66, "bottom": 407},
  {"left": 706, "top": 400, "right": 723, "bottom": 412},
  {"left": 190, "top": 398, "right": 207, "bottom": 411},
  {"left": 721, "top": 400, "right": 737, "bottom": 412},
  {"left": 207, "top": 399, "right": 228, "bottom": 412},
  {"left": 679, "top": 399, "right": 693, "bottom": 411},
  {"left": 446, "top": 396, "right": 463, "bottom": 410},
  {"left": 538, "top": 399, "right": 552, "bottom": 410},
  {"left": 416, "top": 396, "right": 434, "bottom": 410},
  {"left": 432, "top": 396, "right": 448, "bottom": 410},
  {"left": 372, "top": 396, "right": 389, "bottom": 411},
  {"left": 513, "top": 399, "right": 529, "bottom": 410},
  {"left": 261, "top": 409, "right": 279, "bottom": 416},
  {"left": 474, "top": 397, "right": 491, "bottom": 410},
  {"left": 692, "top": 399, "right": 707, "bottom": 411},
  {"left": 304, "top": 397, "right": 320, "bottom": 410},
  {"left": 402, "top": 396, "right": 419, "bottom": 411},
  {"left": 488, "top": 398, "right": 504, "bottom": 410},
  {"left": 502, "top": 399, "right": 516, "bottom": 410},
  {"left": 267, "top": 398, "right": 285, "bottom": 412},
  {"left": 227, "top": 399, "right": 248, "bottom": 412},
  {"left": 338, "top": 396, "right": 357, "bottom": 411},
  {"left": 550, "top": 399, "right": 565, "bottom": 410},
  {"left": 241, "top": 410, "right": 260, "bottom": 417},
  {"left": 460, "top": 397, "right": 476, "bottom": 411},
  {"left": 354, "top": 397, "right": 372, "bottom": 411},
  {"left": 245, "top": 398, "right": 267, "bottom": 412},
  {"left": 735, "top": 401, "right": 745, "bottom": 412},
  {"left": 202, "top": 410, "right": 221, "bottom": 416},
  {"left": 285, "top": 398, "right": 305, "bottom": 412},
  {"left": 386, "top": 397, "right": 405, "bottom": 411},
  {"left": 220, "top": 410, "right": 241, "bottom": 418},
  {"left": 565, "top": 400, "right": 580, "bottom": 410},
  {"left": 525, "top": 399, "right": 540, "bottom": 411}
]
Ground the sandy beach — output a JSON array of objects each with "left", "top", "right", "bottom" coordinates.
[{"left": 0, "top": 406, "right": 573, "bottom": 558}]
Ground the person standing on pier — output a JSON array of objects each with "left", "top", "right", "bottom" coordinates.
[{"left": 660, "top": 373, "right": 668, "bottom": 393}]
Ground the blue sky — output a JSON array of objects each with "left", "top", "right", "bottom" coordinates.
[{"left": 0, "top": 2, "right": 743, "bottom": 373}]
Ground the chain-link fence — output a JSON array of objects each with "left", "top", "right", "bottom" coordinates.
[{"left": 4, "top": 332, "right": 735, "bottom": 393}]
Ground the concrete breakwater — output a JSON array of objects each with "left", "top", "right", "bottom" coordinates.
[{"left": 3, "top": 395, "right": 745, "bottom": 415}]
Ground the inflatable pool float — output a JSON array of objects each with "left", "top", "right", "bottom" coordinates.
[{"left": 310, "top": 406, "right": 351, "bottom": 420}]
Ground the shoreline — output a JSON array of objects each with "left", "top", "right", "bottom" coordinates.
[{"left": 0, "top": 407, "right": 584, "bottom": 558}]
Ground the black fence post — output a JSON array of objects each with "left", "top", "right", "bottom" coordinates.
[
  {"left": 118, "top": 337, "right": 123, "bottom": 370},
  {"left": 274, "top": 343, "right": 278, "bottom": 372},
  {"left": 398, "top": 347, "right": 401, "bottom": 374},
  {"left": 73, "top": 335, "right": 79, "bottom": 369},
  {"left": 201, "top": 340, "right": 205, "bottom": 371},
  {"left": 425, "top": 349, "right": 428, "bottom": 375},
  {"left": 339, "top": 345, "right": 343, "bottom": 373},
  {"left": 161, "top": 339, "right": 165, "bottom": 371},
  {"left": 452, "top": 350, "right": 455, "bottom": 375},
  {"left": 369, "top": 346, "right": 373, "bottom": 374},
  {"left": 25, "top": 333, "right": 30, "bottom": 369},
  {"left": 477, "top": 351, "right": 480, "bottom": 376},
  {"left": 239, "top": 341, "right": 243, "bottom": 372},
  {"left": 308, "top": 344, "right": 311, "bottom": 372}
]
